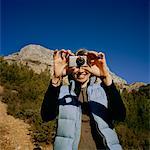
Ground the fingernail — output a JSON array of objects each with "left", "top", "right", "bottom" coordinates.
[{"left": 98, "top": 54, "right": 103, "bottom": 59}]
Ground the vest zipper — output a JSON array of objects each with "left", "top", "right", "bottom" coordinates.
[{"left": 95, "top": 121, "right": 110, "bottom": 150}]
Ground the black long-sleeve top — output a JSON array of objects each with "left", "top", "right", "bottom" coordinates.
[{"left": 41, "top": 80, "right": 126, "bottom": 123}]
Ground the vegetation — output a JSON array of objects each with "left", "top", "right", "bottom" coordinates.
[
  {"left": 116, "top": 85, "right": 150, "bottom": 150},
  {"left": 0, "top": 57, "right": 150, "bottom": 149},
  {"left": 0, "top": 58, "right": 56, "bottom": 147}
]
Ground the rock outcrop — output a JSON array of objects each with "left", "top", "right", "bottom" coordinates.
[
  {"left": 4, "top": 44, "right": 127, "bottom": 84},
  {"left": 4, "top": 44, "right": 54, "bottom": 74},
  {"left": 120, "top": 82, "right": 147, "bottom": 93}
]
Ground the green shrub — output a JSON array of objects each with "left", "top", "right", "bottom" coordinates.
[
  {"left": 0, "top": 58, "right": 149, "bottom": 149},
  {"left": 118, "top": 85, "right": 150, "bottom": 149},
  {"left": 0, "top": 58, "right": 55, "bottom": 147}
]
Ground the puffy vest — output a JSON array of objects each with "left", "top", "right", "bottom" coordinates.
[{"left": 54, "top": 77, "right": 122, "bottom": 150}]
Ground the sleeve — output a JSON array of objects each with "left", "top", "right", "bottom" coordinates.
[
  {"left": 41, "top": 80, "right": 61, "bottom": 122},
  {"left": 101, "top": 81, "right": 126, "bottom": 122}
]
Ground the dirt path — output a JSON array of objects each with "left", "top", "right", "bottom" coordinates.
[
  {"left": 0, "top": 85, "right": 53, "bottom": 150},
  {"left": 0, "top": 100, "right": 34, "bottom": 150},
  {"left": 0, "top": 85, "right": 34, "bottom": 149}
]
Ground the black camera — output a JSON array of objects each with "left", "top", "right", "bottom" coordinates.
[{"left": 69, "top": 56, "right": 87, "bottom": 67}]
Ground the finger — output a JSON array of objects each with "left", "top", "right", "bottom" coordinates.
[
  {"left": 62, "top": 50, "right": 74, "bottom": 59},
  {"left": 88, "top": 51, "right": 99, "bottom": 56},
  {"left": 97, "top": 52, "right": 107, "bottom": 65},
  {"left": 97, "top": 54, "right": 104, "bottom": 59},
  {"left": 54, "top": 50, "right": 57, "bottom": 55},
  {"left": 98, "top": 52, "right": 105, "bottom": 58},
  {"left": 61, "top": 51, "right": 67, "bottom": 61},
  {"left": 67, "top": 50, "right": 75, "bottom": 56},
  {"left": 54, "top": 50, "right": 60, "bottom": 59},
  {"left": 82, "top": 66, "right": 92, "bottom": 73},
  {"left": 66, "top": 50, "right": 74, "bottom": 61},
  {"left": 62, "top": 50, "right": 72, "bottom": 62},
  {"left": 87, "top": 51, "right": 99, "bottom": 60},
  {"left": 61, "top": 50, "right": 75, "bottom": 62}
]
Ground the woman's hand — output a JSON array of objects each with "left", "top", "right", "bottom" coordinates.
[
  {"left": 83, "top": 51, "right": 112, "bottom": 86},
  {"left": 53, "top": 50, "right": 74, "bottom": 78},
  {"left": 52, "top": 50, "right": 74, "bottom": 86}
]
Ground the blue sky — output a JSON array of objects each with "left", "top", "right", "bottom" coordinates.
[{"left": 0, "top": 0, "right": 149, "bottom": 83}]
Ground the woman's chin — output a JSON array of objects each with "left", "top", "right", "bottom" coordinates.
[
  {"left": 76, "top": 76, "right": 89, "bottom": 83},
  {"left": 76, "top": 78, "right": 87, "bottom": 83}
]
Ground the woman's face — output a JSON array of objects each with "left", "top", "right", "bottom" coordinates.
[{"left": 71, "top": 67, "right": 91, "bottom": 84}]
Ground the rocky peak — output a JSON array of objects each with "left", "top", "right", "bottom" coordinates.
[
  {"left": 4, "top": 44, "right": 127, "bottom": 84},
  {"left": 4, "top": 44, "right": 54, "bottom": 74},
  {"left": 19, "top": 44, "right": 53, "bottom": 65}
]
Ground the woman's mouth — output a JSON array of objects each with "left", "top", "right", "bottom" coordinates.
[{"left": 77, "top": 73, "right": 88, "bottom": 79}]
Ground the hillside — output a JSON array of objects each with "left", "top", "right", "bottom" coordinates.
[
  {"left": 4, "top": 44, "right": 127, "bottom": 84},
  {"left": 0, "top": 100, "right": 34, "bottom": 150},
  {"left": 0, "top": 85, "right": 53, "bottom": 150},
  {"left": 0, "top": 85, "right": 33, "bottom": 149},
  {"left": 0, "top": 48, "right": 149, "bottom": 149}
]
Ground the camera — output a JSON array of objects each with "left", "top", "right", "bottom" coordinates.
[{"left": 69, "top": 56, "right": 87, "bottom": 67}]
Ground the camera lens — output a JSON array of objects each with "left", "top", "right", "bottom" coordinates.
[{"left": 76, "top": 56, "right": 85, "bottom": 67}]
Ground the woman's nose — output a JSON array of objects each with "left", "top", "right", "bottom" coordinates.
[{"left": 78, "top": 67, "right": 84, "bottom": 72}]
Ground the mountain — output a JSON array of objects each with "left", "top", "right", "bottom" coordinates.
[
  {"left": 1, "top": 45, "right": 149, "bottom": 149},
  {"left": 118, "top": 82, "right": 147, "bottom": 93},
  {"left": 4, "top": 44, "right": 54, "bottom": 75},
  {"left": 4, "top": 44, "right": 127, "bottom": 84}
]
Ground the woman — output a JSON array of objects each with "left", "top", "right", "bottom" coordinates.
[{"left": 41, "top": 49, "right": 126, "bottom": 150}]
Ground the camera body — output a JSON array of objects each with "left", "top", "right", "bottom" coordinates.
[{"left": 69, "top": 56, "right": 87, "bottom": 67}]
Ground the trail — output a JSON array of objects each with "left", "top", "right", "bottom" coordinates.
[
  {"left": 0, "top": 100, "right": 34, "bottom": 150},
  {"left": 0, "top": 85, "right": 34, "bottom": 150},
  {"left": 0, "top": 85, "right": 53, "bottom": 150}
]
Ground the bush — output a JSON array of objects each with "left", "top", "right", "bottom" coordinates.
[
  {"left": 0, "top": 58, "right": 55, "bottom": 147},
  {"left": 118, "top": 85, "right": 150, "bottom": 149},
  {"left": 0, "top": 58, "right": 150, "bottom": 149}
]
